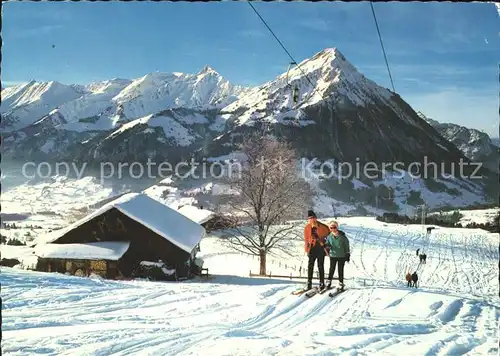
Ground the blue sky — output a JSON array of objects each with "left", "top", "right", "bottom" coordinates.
[{"left": 3, "top": 2, "right": 499, "bottom": 136}]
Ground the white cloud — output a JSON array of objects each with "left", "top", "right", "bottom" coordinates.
[{"left": 2, "top": 81, "right": 28, "bottom": 87}]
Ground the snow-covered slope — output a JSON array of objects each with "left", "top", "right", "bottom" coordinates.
[
  {"left": 421, "top": 115, "right": 499, "bottom": 173},
  {"left": 0, "top": 81, "right": 84, "bottom": 131},
  {"left": 139, "top": 169, "right": 490, "bottom": 221},
  {"left": 113, "top": 67, "right": 247, "bottom": 119},
  {"left": 223, "top": 48, "right": 402, "bottom": 125},
  {"left": 64, "top": 108, "right": 230, "bottom": 165},
  {"left": 105, "top": 113, "right": 198, "bottom": 147},
  {"left": 3, "top": 48, "right": 497, "bottom": 211},
  {"left": 44, "top": 78, "right": 133, "bottom": 133},
  {"left": 1, "top": 68, "right": 247, "bottom": 134},
  {"left": 0, "top": 48, "right": 473, "bottom": 168},
  {"left": 304, "top": 164, "right": 490, "bottom": 217},
  {"left": 428, "top": 207, "right": 500, "bottom": 226},
  {"left": 422, "top": 115, "right": 496, "bottom": 161},
  {"left": 2, "top": 217, "right": 498, "bottom": 355},
  {"left": 210, "top": 48, "right": 465, "bottom": 167}
]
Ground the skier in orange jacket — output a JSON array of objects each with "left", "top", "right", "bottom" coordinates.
[{"left": 304, "top": 210, "right": 329, "bottom": 290}]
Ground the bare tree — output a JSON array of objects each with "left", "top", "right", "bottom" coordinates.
[{"left": 222, "top": 133, "right": 312, "bottom": 275}]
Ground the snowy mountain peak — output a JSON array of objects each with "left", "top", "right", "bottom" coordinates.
[
  {"left": 294, "top": 47, "right": 359, "bottom": 83},
  {"left": 97, "top": 68, "right": 247, "bottom": 119},
  {"left": 311, "top": 47, "right": 345, "bottom": 61},
  {"left": 222, "top": 47, "right": 394, "bottom": 120},
  {"left": 1, "top": 80, "right": 82, "bottom": 119},
  {"left": 1, "top": 67, "right": 246, "bottom": 133},
  {"left": 198, "top": 65, "right": 218, "bottom": 75},
  {"left": 422, "top": 114, "right": 496, "bottom": 162},
  {"left": 86, "top": 78, "right": 133, "bottom": 94},
  {"left": 0, "top": 81, "right": 86, "bottom": 133}
]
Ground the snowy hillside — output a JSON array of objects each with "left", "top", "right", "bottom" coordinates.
[
  {"left": 0, "top": 81, "right": 84, "bottom": 131},
  {"left": 421, "top": 114, "right": 498, "bottom": 173},
  {"left": 113, "top": 67, "right": 247, "bottom": 118},
  {"left": 0, "top": 176, "right": 118, "bottom": 245},
  {"left": 428, "top": 208, "right": 500, "bottom": 226},
  {"left": 423, "top": 116, "right": 496, "bottom": 161},
  {"left": 1, "top": 67, "right": 247, "bottom": 134},
  {"left": 2, "top": 47, "right": 498, "bottom": 212},
  {"left": 43, "top": 78, "right": 133, "bottom": 133},
  {"left": 140, "top": 170, "right": 490, "bottom": 219},
  {"left": 208, "top": 48, "right": 466, "bottom": 169},
  {"left": 3, "top": 47, "right": 463, "bottom": 166},
  {"left": 0, "top": 169, "right": 491, "bottom": 243},
  {"left": 2, "top": 217, "right": 499, "bottom": 355},
  {"left": 222, "top": 48, "right": 409, "bottom": 127},
  {"left": 307, "top": 170, "right": 490, "bottom": 217}
]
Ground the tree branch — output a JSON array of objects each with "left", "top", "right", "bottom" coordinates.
[{"left": 220, "top": 134, "right": 313, "bottom": 268}]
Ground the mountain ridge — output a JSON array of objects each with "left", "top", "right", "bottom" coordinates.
[
  {"left": 1, "top": 48, "right": 489, "bottom": 169},
  {"left": 418, "top": 112, "right": 498, "bottom": 173},
  {"left": 2, "top": 47, "right": 497, "bottom": 212}
]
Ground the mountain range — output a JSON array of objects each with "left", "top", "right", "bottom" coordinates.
[
  {"left": 2, "top": 47, "right": 497, "bottom": 214},
  {"left": 418, "top": 113, "right": 498, "bottom": 174}
]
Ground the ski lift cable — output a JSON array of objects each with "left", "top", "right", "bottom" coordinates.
[
  {"left": 361, "top": 2, "right": 397, "bottom": 162},
  {"left": 369, "top": 2, "right": 396, "bottom": 93},
  {"left": 246, "top": 1, "right": 324, "bottom": 103}
]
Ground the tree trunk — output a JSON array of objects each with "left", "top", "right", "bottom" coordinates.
[{"left": 259, "top": 250, "right": 266, "bottom": 276}]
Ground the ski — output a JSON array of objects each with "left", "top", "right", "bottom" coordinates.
[
  {"left": 328, "top": 287, "right": 346, "bottom": 297},
  {"left": 291, "top": 289, "right": 309, "bottom": 296},
  {"left": 293, "top": 285, "right": 329, "bottom": 297},
  {"left": 305, "top": 287, "right": 319, "bottom": 297},
  {"left": 318, "top": 285, "right": 333, "bottom": 294},
  {"left": 305, "top": 284, "right": 334, "bottom": 297}
]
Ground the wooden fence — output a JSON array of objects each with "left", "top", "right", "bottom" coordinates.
[{"left": 249, "top": 271, "right": 340, "bottom": 280}]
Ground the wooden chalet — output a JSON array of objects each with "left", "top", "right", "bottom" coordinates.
[{"left": 34, "top": 193, "right": 206, "bottom": 280}]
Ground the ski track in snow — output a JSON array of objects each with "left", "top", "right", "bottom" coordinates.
[{"left": 2, "top": 217, "right": 499, "bottom": 356}]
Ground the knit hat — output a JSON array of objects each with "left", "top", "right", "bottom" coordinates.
[
  {"left": 329, "top": 220, "right": 339, "bottom": 228},
  {"left": 307, "top": 210, "right": 316, "bottom": 218}
]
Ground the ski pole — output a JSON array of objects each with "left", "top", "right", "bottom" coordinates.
[{"left": 299, "top": 250, "right": 307, "bottom": 270}]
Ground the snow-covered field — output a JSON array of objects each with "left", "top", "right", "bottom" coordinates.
[
  {"left": 1, "top": 172, "right": 498, "bottom": 355},
  {"left": 429, "top": 208, "right": 500, "bottom": 226},
  {"left": 2, "top": 217, "right": 499, "bottom": 355}
]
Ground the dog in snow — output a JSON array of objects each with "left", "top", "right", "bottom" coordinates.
[
  {"left": 405, "top": 272, "right": 412, "bottom": 287},
  {"left": 411, "top": 271, "right": 418, "bottom": 288}
]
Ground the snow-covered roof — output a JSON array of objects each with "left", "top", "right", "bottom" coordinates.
[
  {"left": 34, "top": 241, "right": 131, "bottom": 261},
  {"left": 39, "top": 193, "right": 206, "bottom": 253},
  {"left": 177, "top": 205, "right": 216, "bottom": 225}
]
